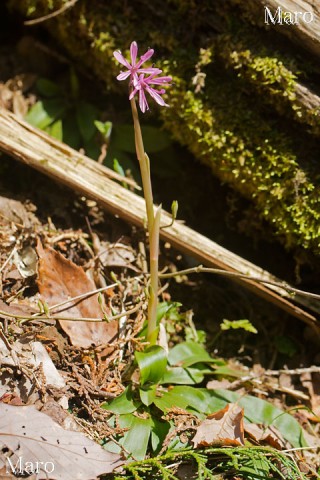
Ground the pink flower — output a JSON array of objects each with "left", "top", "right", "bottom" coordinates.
[
  {"left": 113, "top": 41, "right": 161, "bottom": 86},
  {"left": 129, "top": 72, "right": 172, "bottom": 113}
]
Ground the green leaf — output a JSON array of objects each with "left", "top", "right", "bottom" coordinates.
[
  {"left": 274, "top": 335, "right": 298, "bottom": 357},
  {"left": 154, "top": 386, "right": 211, "bottom": 415},
  {"left": 212, "top": 365, "right": 246, "bottom": 378},
  {"left": 25, "top": 99, "right": 66, "bottom": 129},
  {"left": 157, "top": 301, "right": 182, "bottom": 323},
  {"left": 120, "top": 414, "right": 152, "bottom": 460},
  {"left": 62, "top": 113, "right": 82, "bottom": 149},
  {"left": 95, "top": 120, "right": 112, "bottom": 141},
  {"left": 168, "top": 341, "right": 218, "bottom": 368},
  {"left": 76, "top": 101, "right": 99, "bottom": 141},
  {"left": 113, "top": 158, "right": 125, "bottom": 177},
  {"left": 208, "top": 389, "right": 308, "bottom": 448},
  {"left": 113, "top": 124, "right": 172, "bottom": 153},
  {"left": 83, "top": 138, "right": 101, "bottom": 160},
  {"left": 150, "top": 417, "right": 170, "bottom": 453},
  {"left": 161, "top": 364, "right": 213, "bottom": 385},
  {"left": 101, "top": 386, "right": 140, "bottom": 414},
  {"left": 135, "top": 346, "right": 168, "bottom": 386},
  {"left": 139, "top": 385, "right": 157, "bottom": 406},
  {"left": 69, "top": 68, "right": 79, "bottom": 98},
  {"left": 46, "top": 119, "right": 63, "bottom": 141},
  {"left": 220, "top": 319, "right": 258, "bottom": 334},
  {"left": 36, "top": 78, "right": 62, "bottom": 98}
]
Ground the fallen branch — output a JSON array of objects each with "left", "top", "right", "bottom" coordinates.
[
  {"left": 243, "top": 0, "right": 320, "bottom": 57},
  {"left": 0, "top": 108, "right": 318, "bottom": 329}
]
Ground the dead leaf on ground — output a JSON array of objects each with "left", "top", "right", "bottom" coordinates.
[
  {"left": 0, "top": 336, "right": 66, "bottom": 404},
  {"left": 192, "top": 403, "right": 245, "bottom": 448},
  {"left": 36, "top": 240, "right": 118, "bottom": 348},
  {"left": 244, "top": 423, "right": 287, "bottom": 449},
  {"left": 0, "top": 299, "right": 37, "bottom": 321},
  {"left": 98, "top": 242, "right": 136, "bottom": 267},
  {"left": 0, "top": 195, "right": 39, "bottom": 228},
  {"left": 0, "top": 404, "right": 123, "bottom": 480},
  {"left": 301, "top": 372, "right": 320, "bottom": 421}
]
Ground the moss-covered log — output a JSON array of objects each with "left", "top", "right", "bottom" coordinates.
[{"left": 7, "top": 0, "right": 320, "bottom": 255}]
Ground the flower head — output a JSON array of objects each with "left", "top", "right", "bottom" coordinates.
[
  {"left": 113, "top": 41, "right": 161, "bottom": 86},
  {"left": 129, "top": 72, "right": 172, "bottom": 113}
]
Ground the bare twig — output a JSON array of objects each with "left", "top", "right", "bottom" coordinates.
[
  {"left": 24, "top": 0, "right": 79, "bottom": 26},
  {"left": 0, "top": 300, "right": 144, "bottom": 324},
  {"left": 160, "top": 265, "right": 320, "bottom": 302}
]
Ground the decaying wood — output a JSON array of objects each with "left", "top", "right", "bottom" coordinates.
[
  {"left": 0, "top": 108, "right": 318, "bottom": 328},
  {"left": 257, "top": 0, "right": 320, "bottom": 57}
]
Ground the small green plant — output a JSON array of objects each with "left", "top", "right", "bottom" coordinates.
[
  {"left": 220, "top": 319, "right": 258, "bottom": 334},
  {"left": 105, "top": 42, "right": 310, "bottom": 474},
  {"left": 25, "top": 70, "right": 101, "bottom": 159}
]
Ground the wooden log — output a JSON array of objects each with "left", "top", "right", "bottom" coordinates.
[
  {"left": 248, "top": 0, "right": 320, "bottom": 57},
  {"left": 0, "top": 108, "right": 318, "bottom": 329}
]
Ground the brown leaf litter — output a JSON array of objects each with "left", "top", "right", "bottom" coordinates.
[
  {"left": 0, "top": 403, "right": 123, "bottom": 480},
  {"left": 36, "top": 239, "right": 118, "bottom": 349},
  {"left": 192, "top": 403, "right": 245, "bottom": 448}
]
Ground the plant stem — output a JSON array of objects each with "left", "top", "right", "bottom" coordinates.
[
  {"left": 130, "top": 97, "right": 160, "bottom": 344},
  {"left": 130, "top": 97, "right": 154, "bottom": 233},
  {"left": 147, "top": 205, "right": 161, "bottom": 344}
]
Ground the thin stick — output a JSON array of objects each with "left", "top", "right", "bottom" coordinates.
[
  {"left": 0, "top": 246, "right": 17, "bottom": 273},
  {"left": 46, "top": 282, "right": 118, "bottom": 313},
  {"left": 24, "top": 0, "right": 79, "bottom": 25},
  {"left": 0, "top": 301, "right": 144, "bottom": 325},
  {"left": 160, "top": 265, "right": 320, "bottom": 301}
]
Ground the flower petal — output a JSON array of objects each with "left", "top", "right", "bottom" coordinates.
[
  {"left": 136, "top": 48, "right": 154, "bottom": 68},
  {"left": 138, "top": 67, "right": 162, "bottom": 76},
  {"left": 129, "top": 87, "right": 138, "bottom": 100},
  {"left": 139, "top": 89, "right": 149, "bottom": 113},
  {"left": 130, "top": 41, "right": 138, "bottom": 65},
  {"left": 113, "top": 50, "right": 131, "bottom": 69},
  {"left": 147, "top": 76, "right": 172, "bottom": 85},
  {"left": 117, "top": 70, "right": 132, "bottom": 81},
  {"left": 146, "top": 86, "right": 168, "bottom": 107}
]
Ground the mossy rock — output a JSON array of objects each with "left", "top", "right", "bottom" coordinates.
[{"left": 7, "top": 0, "right": 320, "bottom": 255}]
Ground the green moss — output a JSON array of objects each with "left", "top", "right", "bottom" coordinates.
[
  {"left": 215, "top": 31, "right": 320, "bottom": 135},
  {"left": 161, "top": 64, "right": 320, "bottom": 252}
]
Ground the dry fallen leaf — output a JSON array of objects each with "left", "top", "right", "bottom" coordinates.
[
  {"left": 244, "top": 423, "right": 287, "bottom": 449},
  {"left": 192, "top": 403, "right": 245, "bottom": 447},
  {"left": 301, "top": 372, "right": 320, "bottom": 421},
  {"left": 0, "top": 404, "right": 123, "bottom": 480},
  {"left": 36, "top": 240, "right": 118, "bottom": 348},
  {"left": 0, "top": 337, "right": 66, "bottom": 404}
]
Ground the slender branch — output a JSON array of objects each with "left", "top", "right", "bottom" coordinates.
[
  {"left": 0, "top": 301, "right": 144, "bottom": 324},
  {"left": 160, "top": 264, "right": 320, "bottom": 302},
  {"left": 24, "top": 0, "right": 79, "bottom": 25},
  {"left": 47, "top": 282, "right": 118, "bottom": 313}
]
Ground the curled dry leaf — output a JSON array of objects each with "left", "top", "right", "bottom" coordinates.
[
  {"left": 36, "top": 240, "right": 118, "bottom": 349},
  {"left": 0, "top": 404, "right": 123, "bottom": 480},
  {"left": 244, "top": 423, "right": 287, "bottom": 449},
  {"left": 192, "top": 403, "right": 245, "bottom": 448}
]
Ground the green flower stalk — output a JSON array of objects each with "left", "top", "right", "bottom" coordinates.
[{"left": 113, "top": 41, "right": 172, "bottom": 344}]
